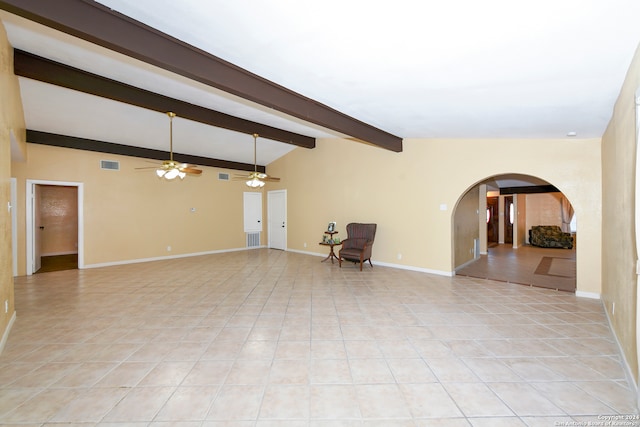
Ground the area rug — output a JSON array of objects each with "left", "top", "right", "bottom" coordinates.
[{"left": 532, "top": 256, "right": 576, "bottom": 292}]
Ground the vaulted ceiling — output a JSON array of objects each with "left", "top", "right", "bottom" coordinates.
[{"left": 2, "top": 0, "right": 639, "bottom": 174}]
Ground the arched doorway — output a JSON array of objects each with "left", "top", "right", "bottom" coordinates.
[{"left": 453, "top": 173, "right": 577, "bottom": 292}]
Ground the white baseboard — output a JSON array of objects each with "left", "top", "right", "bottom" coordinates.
[
  {"left": 0, "top": 311, "right": 16, "bottom": 356},
  {"left": 83, "top": 246, "right": 260, "bottom": 269},
  {"left": 576, "top": 290, "right": 601, "bottom": 299},
  {"left": 454, "top": 256, "right": 479, "bottom": 272},
  {"left": 286, "top": 249, "right": 453, "bottom": 276},
  {"left": 287, "top": 248, "right": 326, "bottom": 258},
  {"left": 373, "top": 260, "right": 453, "bottom": 276},
  {"left": 601, "top": 300, "right": 638, "bottom": 402}
]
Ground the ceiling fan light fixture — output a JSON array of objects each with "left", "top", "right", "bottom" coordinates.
[
  {"left": 246, "top": 177, "right": 265, "bottom": 188},
  {"left": 140, "top": 112, "right": 203, "bottom": 180},
  {"left": 164, "top": 168, "right": 180, "bottom": 180}
]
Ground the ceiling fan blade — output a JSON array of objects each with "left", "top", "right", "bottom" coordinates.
[
  {"left": 263, "top": 176, "right": 280, "bottom": 182},
  {"left": 182, "top": 168, "right": 202, "bottom": 175},
  {"left": 135, "top": 166, "right": 161, "bottom": 170}
]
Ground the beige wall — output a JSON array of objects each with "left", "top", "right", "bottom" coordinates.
[
  {"left": 268, "top": 136, "right": 602, "bottom": 293},
  {"left": 525, "top": 192, "right": 565, "bottom": 242},
  {"left": 453, "top": 185, "right": 480, "bottom": 268},
  {"left": 0, "top": 22, "right": 25, "bottom": 348},
  {"left": 602, "top": 42, "right": 640, "bottom": 382},
  {"left": 12, "top": 144, "right": 259, "bottom": 272}
]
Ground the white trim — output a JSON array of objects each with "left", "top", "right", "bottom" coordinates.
[
  {"left": 575, "top": 290, "right": 601, "bottom": 300},
  {"left": 10, "top": 178, "right": 17, "bottom": 277},
  {"left": 83, "top": 247, "right": 258, "bottom": 269},
  {"left": 603, "top": 299, "right": 638, "bottom": 395},
  {"left": 286, "top": 247, "right": 346, "bottom": 259},
  {"left": 374, "top": 260, "right": 454, "bottom": 276},
  {"left": 0, "top": 311, "right": 16, "bottom": 356},
  {"left": 26, "top": 180, "right": 84, "bottom": 275},
  {"left": 454, "top": 257, "right": 478, "bottom": 272},
  {"left": 287, "top": 248, "right": 326, "bottom": 258},
  {"left": 285, "top": 248, "right": 454, "bottom": 276}
]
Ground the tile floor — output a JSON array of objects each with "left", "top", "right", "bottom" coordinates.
[
  {"left": 455, "top": 244, "right": 576, "bottom": 292},
  {"left": 0, "top": 249, "right": 637, "bottom": 426}
]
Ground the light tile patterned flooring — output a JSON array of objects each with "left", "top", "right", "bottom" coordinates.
[{"left": 1, "top": 249, "right": 637, "bottom": 426}]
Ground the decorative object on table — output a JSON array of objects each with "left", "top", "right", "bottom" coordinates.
[
  {"left": 339, "top": 223, "right": 377, "bottom": 271},
  {"left": 136, "top": 112, "right": 202, "bottom": 180},
  {"left": 319, "top": 226, "right": 341, "bottom": 263},
  {"left": 233, "top": 133, "right": 280, "bottom": 188}
]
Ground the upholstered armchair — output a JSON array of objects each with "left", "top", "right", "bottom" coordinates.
[{"left": 339, "top": 223, "right": 377, "bottom": 271}]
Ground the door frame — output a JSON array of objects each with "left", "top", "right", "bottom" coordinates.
[
  {"left": 26, "top": 179, "right": 84, "bottom": 275},
  {"left": 10, "top": 178, "right": 17, "bottom": 276},
  {"left": 267, "top": 189, "right": 287, "bottom": 250}
]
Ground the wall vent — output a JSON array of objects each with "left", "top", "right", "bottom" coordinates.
[
  {"left": 100, "top": 160, "right": 120, "bottom": 171},
  {"left": 218, "top": 172, "right": 230, "bottom": 181},
  {"left": 246, "top": 232, "right": 260, "bottom": 248}
]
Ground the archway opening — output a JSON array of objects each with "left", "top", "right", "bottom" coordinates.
[{"left": 453, "top": 173, "right": 576, "bottom": 292}]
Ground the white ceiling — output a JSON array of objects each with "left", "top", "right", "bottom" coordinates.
[{"left": 3, "top": 0, "right": 640, "bottom": 169}]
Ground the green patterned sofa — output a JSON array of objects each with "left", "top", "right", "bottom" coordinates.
[{"left": 529, "top": 225, "right": 574, "bottom": 249}]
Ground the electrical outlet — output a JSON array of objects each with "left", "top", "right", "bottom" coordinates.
[
  {"left": 612, "top": 302, "right": 615, "bottom": 316},
  {"left": 303, "top": 242, "right": 307, "bottom": 248},
  {"left": 397, "top": 253, "right": 402, "bottom": 260},
  {"left": 167, "top": 246, "right": 172, "bottom": 252},
  {"left": 4, "top": 300, "right": 8, "bottom": 314}
]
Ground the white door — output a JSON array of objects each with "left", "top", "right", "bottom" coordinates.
[
  {"left": 268, "top": 190, "right": 286, "bottom": 250},
  {"left": 243, "top": 192, "right": 262, "bottom": 232}
]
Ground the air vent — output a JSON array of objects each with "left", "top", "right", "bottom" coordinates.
[
  {"left": 100, "top": 160, "right": 120, "bottom": 171},
  {"left": 246, "top": 232, "right": 260, "bottom": 248},
  {"left": 218, "top": 172, "right": 230, "bottom": 181}
]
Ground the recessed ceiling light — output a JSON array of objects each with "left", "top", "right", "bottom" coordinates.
[{"left": 567, "top": 131, "right": 577, "bottom": 137}]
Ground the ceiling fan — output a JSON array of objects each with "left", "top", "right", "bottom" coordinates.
[
  {"left": 137, "top": 112, "right": 202, "bottom": 180},
  {"left": 234, "top": 133, "right": 280, "bottom": 188}
]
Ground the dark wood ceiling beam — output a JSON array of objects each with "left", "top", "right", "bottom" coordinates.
[
  {"left": 0, "top": 0, "right": 403, "bottom": 152},
  {"left": 500, "top": 185, "right": 560, "bottom": 195},
  {"left": 27, "top": 129, "right": 265, "bottom": 173},
  {"left": 14, "top": 50, "right": 314, "bottom": 149}
]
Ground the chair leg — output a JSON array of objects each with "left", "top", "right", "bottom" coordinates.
[{"left": 368, "top": 258, "right": 373, "bottom": 268}]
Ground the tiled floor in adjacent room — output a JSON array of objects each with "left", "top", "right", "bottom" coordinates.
[{"left": 0, "top": 249, "right": 637, "bottom": 426}]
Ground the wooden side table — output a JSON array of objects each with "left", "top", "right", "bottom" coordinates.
[{"left": 319, "top": 231, "right": 341, "bottom": 263}]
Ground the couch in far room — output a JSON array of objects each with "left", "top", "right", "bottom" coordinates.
[{"left": 529, "top": 225, "right": 574, "bottom": 249}]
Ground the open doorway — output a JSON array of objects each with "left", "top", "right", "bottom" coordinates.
[
  {"left": 454, "top": 174, "right": 577, "bottom": 292},
  {"left": 26, "top": 180, "right": 84, "bottom": 275}
]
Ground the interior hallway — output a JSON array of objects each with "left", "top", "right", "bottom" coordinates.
[{"left": 0, "top": 249, "right": 634, "bottom": 425}]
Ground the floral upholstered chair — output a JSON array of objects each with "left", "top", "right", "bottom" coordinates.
[
  {"left": 338, "top": 223, "right": 377, "bottom": 271},
  {"left": 529, "top": 225, "right": 574, "bottom": 249}
]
